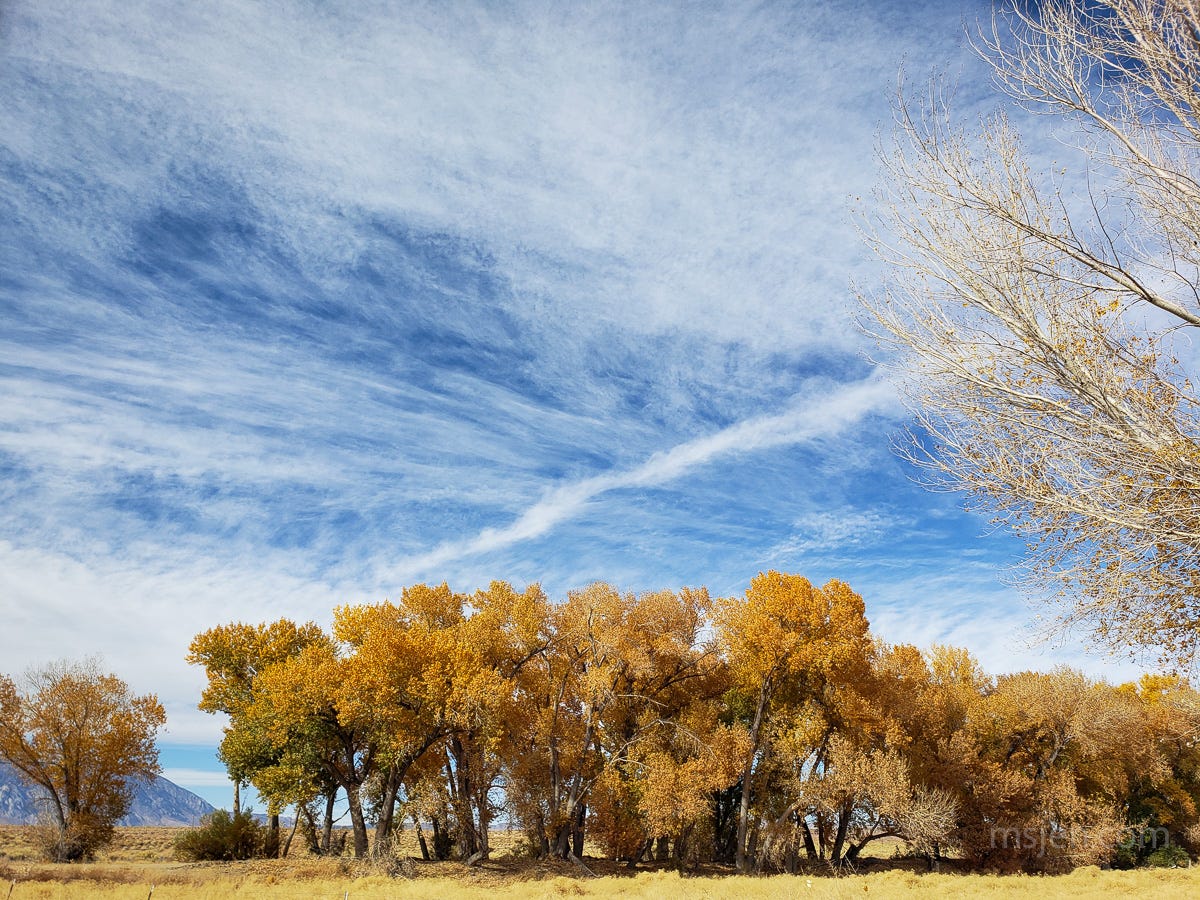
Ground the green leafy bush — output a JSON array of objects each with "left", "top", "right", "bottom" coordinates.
[
  {"left": 174, "top": 809, "right": 266, "bottom": 861},
  {"left": 1145, "top": 845, "right": 1191, "bottom": 869}
]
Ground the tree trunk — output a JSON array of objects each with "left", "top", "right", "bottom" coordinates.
[
  {"left": 656, "top": 835, "right": 670, "bottom": 861},
  {"left": 415, "top": 816, "right": 430, "bottom": 861},
  {"left": 801, "top": 819, "right": 818, "bottom": 860},
  {"left": 475, "top": 783, "right": 492, "bottom": 860},
  {"left": 321, "top": 792, "right": 335, "bottom": 854},
  {"left": 345, "top": 784, "right": 369, "bottom": 858},
  {"left": 531, "top": 813, "right": 550, "bottom": 858},
  {"left": 571, "top": 801, "right": 586, "bottom": 858},
  {"left": 736, "top": 684, "right": 771, "bottom": 872},
  {"left": 300, "top": 804, "right": 321, "bottom": 855},
  {"left": 447, "top": 742, "right": 478, "bottom": 858},
  {"left": 830, "top": 800, "right": 851, "bottom": 865},
  {"left": 431, "top": 814, "right": 452, "bottom": 860},
  {"left": 281, "top": 804, "right": 302, "bottom": 858},
  {"left": 373, "top": 764, "right": 402, "bottom": 848},
  {"left": 266, "top": 813, "right": 280, "bottom": 857}
]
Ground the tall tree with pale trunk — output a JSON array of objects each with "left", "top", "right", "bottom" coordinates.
[{"left": 859, "top": 0, "right": 1200, "bottom": 663}]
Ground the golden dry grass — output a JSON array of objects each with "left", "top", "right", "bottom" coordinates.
[
  {"left": 1, "top": 866, "right": 1199, "bottom": 899},
  {"left": 0, "top": 826, "right": 181, "bottom": 863},
  {"left": 1, "top": 828, "right": 1198, "bottom": 899}
]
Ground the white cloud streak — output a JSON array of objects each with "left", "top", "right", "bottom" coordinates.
[{"left": 382, "top": 376, "right": 897, "bottom": 581}]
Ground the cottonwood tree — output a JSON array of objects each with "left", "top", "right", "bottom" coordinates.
[
  {"left": 187, "top": 619, "right": 328, "bottom": 853},
  {"left": 717, "top": 572, "right": 872, "bottom": 871},
  {"left": 580, "top": 587, "right": 735, "bottom": 866},
  {"left": 752, "top": 643, "right": 962, "bottom": 871},
  {"left": 250, "top": 640, "right": 386, "bottom": 859},
  {"left": 0, "top": 659, "right": 165, "bottom": 861},
  {"left": 802, "top": 735, "right": 956, "bottom": 867},
  {"left": 495, "top": 583, "right": 733, "bottom": 864},
  {"left": 457, "top": 582, "right": 554, "bottom": 860},
  {"left": 1125, "top": 674, "right": 1200, "bottom": 856},
  {"left": 964, "top": 669, "right": 1144, "bottom": 871},
  {"left": 859, "top": 0, "right": 1200, "bottom": 662},
  {"left": 866, "top": 644, "right": 992, "bottom": 868},
  {"left": 333, "top": 584, "right": 468, "bottom": 854},
  {"left": 335, "top": 581, "right": 532, "bottom": 859},
  {"left": 190, "top": 619, "right": 386, "bottom": 859}
]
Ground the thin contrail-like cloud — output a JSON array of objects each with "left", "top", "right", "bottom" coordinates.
[{"left": 380, "top": 375, "right": 897, "bottom": 582}]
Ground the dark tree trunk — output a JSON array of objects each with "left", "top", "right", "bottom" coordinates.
[
  {"left": 736, "top": 683, "right": 771, "bottom": 872},
  {"left": 711, "top": 784, "right": 740, "bottom": 864},
  {"left": 373, "top": 764, "right": 402, "bottom": 848},
  {"left": 571, "top": 802, "right": 586, "bottom": 858},
  {"left": 346, "top": 784, "right": 370, "bottom": 858},
  {"left": 321, "top": 792, "right": 335, "bottom": 854},
  {"left": 830, "top": 801, "right": 852, "bottom": 865},
  {"left": 266, "top": 813, "right": 280, "bottom": 858},
  {"left": 416, "top": 816, "right": 430, "bottom": 860},
  {"left": 801, "top": 819, "right": 818, "bottom": 860},
  {"left": 431, "top": 814, "right": 453, "bottom": 860}
]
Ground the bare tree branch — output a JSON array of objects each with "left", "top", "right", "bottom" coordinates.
[{"left": 858, "top": 1, "right": 1200, "bottom": 664}]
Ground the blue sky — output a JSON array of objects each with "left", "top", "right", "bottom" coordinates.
[{"left": 0, "top": 0, "right": 1143, "bottom": 810}]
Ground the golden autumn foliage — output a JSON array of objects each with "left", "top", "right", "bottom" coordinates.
[
  {"left": 187, "top": 620, "right": 335, "bottom": 855},
  {"left": 0, "top": 659, "right": 165, "bottom": 861},
  {"left": 717, "top": 573, "right": 872, "bottom": 871},
  {"left": 184, "top": 570, "right": 1200, "bottom": 874}
]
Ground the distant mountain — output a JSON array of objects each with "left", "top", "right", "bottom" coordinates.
[
  {"left": 0, "top": 763, "right": 214, "bottom": 826},
  {"left": 120, "top": 774, "right": 215, "bottom": 826}
]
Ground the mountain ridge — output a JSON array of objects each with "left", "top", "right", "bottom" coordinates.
[{"left": 0, "top": 763, "right": 215, "bottom": 826}]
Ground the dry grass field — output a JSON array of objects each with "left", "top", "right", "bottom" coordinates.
[{"left": 1, "top": 827, "right": 1198, "bottom": 898}]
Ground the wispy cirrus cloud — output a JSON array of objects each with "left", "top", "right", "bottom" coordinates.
[
  {"left": 3, "top": 0, "right": 1128, "bottom": 810},
  {"left": 1, "top": 0, "right": 979, "bottom": 589}
]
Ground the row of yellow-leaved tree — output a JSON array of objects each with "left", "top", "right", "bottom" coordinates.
[{"left": 187, "top": 571, "right": 1200, "bottom": 873}]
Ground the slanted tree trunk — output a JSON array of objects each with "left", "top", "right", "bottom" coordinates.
[
  {"left": 281, "top": 805, "right": 302, "bottom": 858},
  {"left": 736, "top": 681, "right": 771, "bottom": 871},
  {"left": 373, "top": 764, "right": 402, "bottom": 848},
  {"left": 801, "top": 819, "right": 818, "bottom": 860},
  {"left": 321, "top": 792, "right": 335, "bottom": 854},
  {"left": 415, "top": 815, "right": 430, "bottom": 860},
  {"left": 300, "top": 804, "right": 321, "bottom": 856}
]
